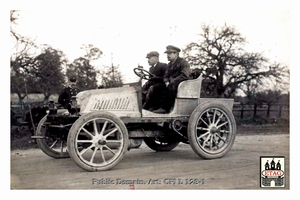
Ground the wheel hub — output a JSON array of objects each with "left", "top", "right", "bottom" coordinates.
[
  {"left": 210, "top": 126, "right": 219, "bottom": 134},
  {"left": 98, "top": 139, "right": 106, "bottom": 145}
]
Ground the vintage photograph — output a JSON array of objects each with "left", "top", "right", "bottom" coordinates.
[{"left": 8, "top": 0, "right": 293, "bottom": 194}]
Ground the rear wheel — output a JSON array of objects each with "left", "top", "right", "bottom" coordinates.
[
  {"left": 67, "top": 111, "right": 129, "bottom": 171},
  {"left": 36, "top": 115, "right": 70, "bottom": 159},
  {"left": 188, "top": 102, "right": 236, "bottom": 159},
  {"left": 144, "top": 138, "right": 179, "bottom": 152}
]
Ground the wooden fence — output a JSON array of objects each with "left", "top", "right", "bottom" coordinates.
[
  {"left": 232, "top": 103, "right": 289, "bottom": 120},
  {"left": 11, "top": 102, "right": 45, "bottom": 121}
]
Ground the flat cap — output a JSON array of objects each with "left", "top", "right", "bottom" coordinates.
[
  {"left": 146, "top": 51, "right": 159, "bottom": 58},
  {"left": 164, "top": 45, "right": 181, "bottom": 53},
  {"left": 69, "top": 76, "right": 77, "bottom": 82}
]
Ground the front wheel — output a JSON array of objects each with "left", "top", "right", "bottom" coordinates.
[
  {"left": 188, "top": 102, "right": 236, "bottom": 159},
  {"left": 67, "top": 111, "right": 129, "bottom": 171}
]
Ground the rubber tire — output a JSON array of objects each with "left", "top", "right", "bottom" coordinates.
[
  {"left": 188, "top": 102, "right": 236, "bottom": 159},
  {"left": 36, "top": 115, "right": 70, "bottom": 159},
  {"left": 144, "top": 138, "right": 179, "bottom": 152},
  {"left": 67, "top": 111, "right": 129, "bottom": 171}
]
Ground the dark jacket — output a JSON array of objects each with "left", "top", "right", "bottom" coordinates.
[
  {"left": 142, "top": 62, "right": 167, "bottom": 91},
  {"left": 58, "top": 86, "right": 78, "bottom": 108},
  {"left": 163, "top": 57, "right": 190, "bottom": 84},
  {"left": 149, "top": 62, "right": 167, "bottom": 77}
]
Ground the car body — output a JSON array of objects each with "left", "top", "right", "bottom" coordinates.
[{"left": 32, "top": 68, "right": 236, "bottom": 171}]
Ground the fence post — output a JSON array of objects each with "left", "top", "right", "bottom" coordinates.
[
  {"left": 279, "top": 105, "right": 282, "bottom": 117},
  {"left": 253, "top": 103, "right": 257, "bottom": 117},
  {"left": 267, "top": 103, "right": 271, "bottom": 117},
  {"left": 241, "top": 104, "right": 244, "bottom": 119}
]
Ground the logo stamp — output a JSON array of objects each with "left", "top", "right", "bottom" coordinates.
[{"left": 260, "top": 156, "right": 285, "bottom": 187}]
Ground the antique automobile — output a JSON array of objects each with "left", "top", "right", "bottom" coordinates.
[{"left": 32, "top": 68, "right": 236, "bottom": 171}]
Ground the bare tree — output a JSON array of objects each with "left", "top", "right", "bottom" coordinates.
[
  {"left": 10, "top": 10, "right": 39, "bottom": 103},
  {"left": 10, "top": 10, "right": 19, "bottom": 40},
  {"left": 81, "top": 44, "right": 103, "bottom": 60},
  {"left": 183, "top": 24, "right": 289, "bottom": 98},
  {"left": 100, "top": 64, "right": 123, "bottom": 88}
]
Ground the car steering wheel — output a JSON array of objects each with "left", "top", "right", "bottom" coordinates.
[{"left": 133, "top": 68, "right": 154, "bottom": 80}]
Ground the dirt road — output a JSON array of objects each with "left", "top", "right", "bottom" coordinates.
[{"left": 11, "top": 134, "right": 289, "bottom": 190}]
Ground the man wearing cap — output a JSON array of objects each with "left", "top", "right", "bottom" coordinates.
[
  {"left": 153, "top": 45, "right": 190, "bottom": 113},
  {"left": 142, "top": 51, "right": 167, "bottom": 111},
  {"left": 58, "top": 76, "right": 79, "bottom": 109}
]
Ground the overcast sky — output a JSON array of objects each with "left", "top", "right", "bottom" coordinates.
[{"left": 9, "top": 0, "right": 291, "bottom": 83}]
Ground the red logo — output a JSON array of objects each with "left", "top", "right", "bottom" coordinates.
[{"left": 262, "top": 170, "right": 284, "bottom": 177}]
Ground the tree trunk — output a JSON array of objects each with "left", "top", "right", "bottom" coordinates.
[
  {"left": 43, "top": 95, "right": 50, "bottom": 104},
  {"left": 17, "top": 93, "right": 26, "bottom": 105}
]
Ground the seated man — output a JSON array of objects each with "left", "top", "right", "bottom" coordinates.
[
  {"left": 142, "top": 51, "right": 167, "bottom": 111},
  {"left": 58, "top": 76, "right": 79, "bottom": 109},
  {"left": 153, "top": 45, "right": 191, "bottom": 114}
]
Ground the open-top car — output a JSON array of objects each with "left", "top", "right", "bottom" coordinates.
[{"left": 32, "top": 68, "right": 236, "bottom": 171}]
